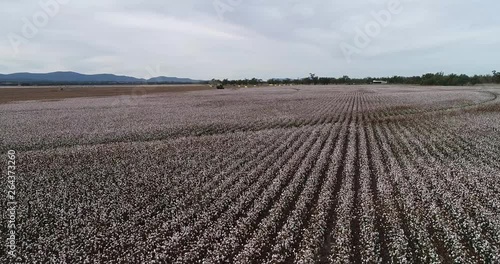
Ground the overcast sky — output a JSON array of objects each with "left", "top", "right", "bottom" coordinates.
[{"left": 1, "top": 0, "right": 499, "bottom": 79}]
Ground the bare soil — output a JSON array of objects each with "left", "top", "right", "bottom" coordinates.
[{"left": 0, "top": 84, "right": 212, "bottom": 104}]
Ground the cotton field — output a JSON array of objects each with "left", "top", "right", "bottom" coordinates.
[{"left": 1, "top": 85, "right": 499, "bottom": 263}]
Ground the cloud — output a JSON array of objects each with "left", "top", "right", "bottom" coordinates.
[
  {"left": 95, "top": 11, "right": 246, "bottom": 40},
  {"left": 0, "top": 0, "right": 498, "bottom": 79}
]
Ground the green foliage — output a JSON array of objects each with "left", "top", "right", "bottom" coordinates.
[
  {"left": 214, "top": 78, "right": 264, "bottom": 86},
  {"left": 421, "top": 72, "right": 470, "bottom": 86},
  {"left": 210, "top": 79, "right": 224, "bottom": 89},
  {"left": 309, "top": 73, "right": 319, "bottom": 85},
  {"left": 493, "top": 71, "right": 500, "bottom": 84},
  {"left": 220, "top": 71, "right": 500, "bottom": 87}
]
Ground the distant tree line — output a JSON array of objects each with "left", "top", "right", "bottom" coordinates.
[
  {"left": 222, "top": 78, "right": 265, "bottom": 86},
  {"left": 214, "top": 71, "right": 500, "bottom": 87}
]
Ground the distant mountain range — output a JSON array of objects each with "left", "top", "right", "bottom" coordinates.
[{"left": 0, "top": 71, "right": 204, "bottom": 84}]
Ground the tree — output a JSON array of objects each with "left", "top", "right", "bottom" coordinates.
[
  {"left": 210, "top": 79, "right": 224, "bottom": 89},
  {"left": 493, "top": 70, "right": 500, "bottom": 83},
  {"left": 457, "top": 74, "right": 469, "bottom": 86},
  {"left": 341, "top": 75, "right": 350, "bottom": 84},
  {"left": 318, "top": 77, "right": 331, "bottom": 85},
  {"left": 309, "top": 73, "right": 319, "bottom": 85},
  {"left": 470, "top": 75, "right": 480, "bottom": 85},
  {"left": 215, "top": 71, "right": 496, "bottom": 87}
]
